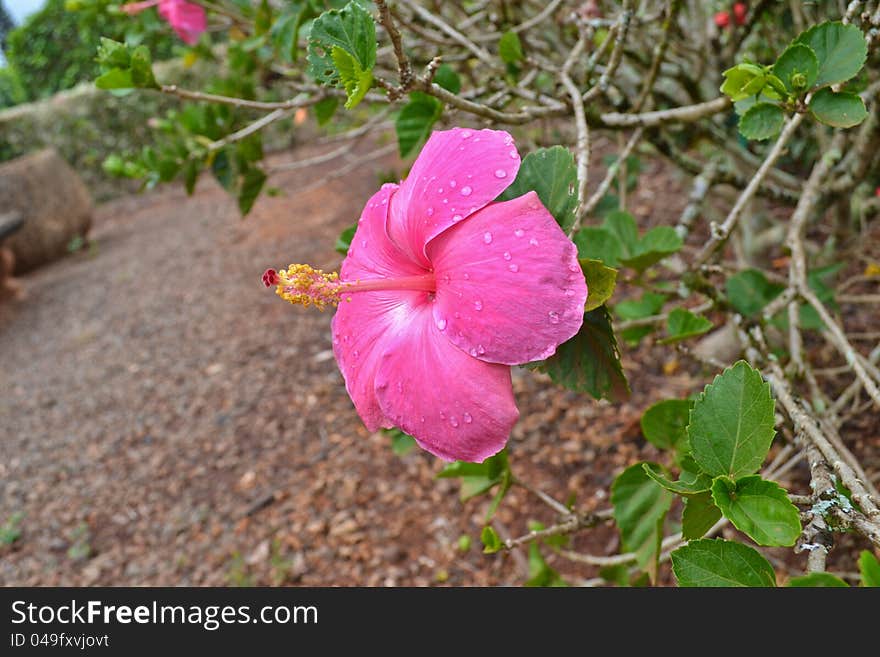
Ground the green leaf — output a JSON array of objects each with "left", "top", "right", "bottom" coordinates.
[
  {"left": 437, "top": 450, "right": 509, "bottom": 503},
  {"left": 602, "top": 210, "right": 639, "bottom": 254},
  {"left": 795, "top": 21, "right": 867, "bottom": 88},
  {"left": 580, "top": 259, "right": 618, "bottom": 312},
  {"left": 787, "top": 573, "right": 849, "bottom": 587},
  {"left": 94, "top": 68, "right": 134, "bottom": 90},
  {"left": 525, "top": 543, "right": 567, "bottom": 587},
  {"left": 433, "top": 64, "right": 461, "bottom": 94},
  {"left": 726, "top": 269, "right": 785, "bottom": 316},
  {"left": 772, "top": 43, "right": 818, "bottom": 93},
  {"left": 499, "top": 146, "right": 578, "bottom": 233},
  {"left": 386, "top": 428, "right": 416, "bottom": 456},
  {"left": 499, "top": 30, "right": 524, "bottom": 65},
  {"left": 307, "top": 1, "right": 377, "bottom": 90},
  {"left": 611, "top": 462, "right": 674, "bottom": 581},
  {"left": 619, "top": 226, "right": 683, "bottom": 272},
  {"left": 720, "top": 63, "right": 767, "bottom": 101},
  {"left": 659, "top": 308, "right": 713, "bottom": 344},
  {"left": 640, "top": 399, "right": 692, "bottom": 453},
  {"left": 314, "top": 96, "right": 340, "bottom": 125},
  {"left": 96, "top": 37, "right": 131, "bottom": 70},
  {"left": 616, "top": 292, "right": 667, "bottom": 345},
  {"left": 859, "top": 550, "right": 880, "bottom": 587},
  {"left": 481, "top": 526, "right": 502, "bottom": 554},
  {"left": 809, "top": 88, "right": 868, "bottom": 129},
  {"left": 331, "top": 45, "right": 373, "bottom": 108},
  {"left": 688, "top": 361, "right": 776, "bottom": 479},
  {"left": 739, "top": 102, "right": 785, "bottom": 141},
  {"left": 573, "top": 227, "right": 622, "bottom": 267},
  {"left": 395, "top": 92, "right": 442, "bottom": 157},
  {"left": 238, "top": 166, "right": 267, "bottom": 215},
  {"left": 130, "top": 46, "right": 159, "bottom": 89},
  {"left": 335, "top": 224, "right": 357, "bottom": 254},
  {"left": 711, "top": 475, "right": 801, "bottom": 547},
  {"left": 642, "top": 463, "right": 710, "bottom": 497},
  {"left": 682, "top": 491, "right": 723, "bottom": 540},
  {"left": 530, "top": 305, "right": 629, "bottom": 402},
  {"left": 671, "top": 539, "right": 776, "bottom": 587}
]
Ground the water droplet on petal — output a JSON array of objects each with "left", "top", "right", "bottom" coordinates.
[
  {"left": 461, "top": 130, "right": 472, "bottom": 139},
  {"left": 503, "top": 251, "right": 511, "bottom": 261},
  {"left": 460, "top": 185, "right": 472, "bottom": 196},
  {"left": 449, "top": 180, "right": 456, "bottom": 188},
  {"left": 396, "top": 381, "right": 403, "bottom": 393},
  {"left": 463, "top": 412, "right": 473, "bottom": 424},
  {"left": 438, "top": 187, "right": 444, "bottom": 194},
  {"left": 548, "top": 311, "right": 560, "bottom": 324},
  {"left": 442, "top": 199, "right": 449, "bottom": 204},
  {"left": 361, "top": 239, "right": 367, "bottom": 248},
  {"left": 477, "top": 345, "right": 485, "bottom": 355},
  {"left": 436, "top": 318, "right": 447, "bottom": 330},
  {"left": 508, "top": 264, "right": 519, "bottom": 272},
  {"left": 514, "top": 229, "right": 524, "bottom": 238},
  {"left": 450, "top": 416, "right": 459, "bottom": 428},
  {"left": 469, "top": 348, "right": 478, "bottom": 357},
  {"left": 426, "top": 207, "right": 434, "bottom": 217},
  {"left": 474, "top": 300, "right": 483, "bottom": 311},
  {"left": 494, "top": 169, "right": 507, "bottom": 178},
  {"left": 483, "top": 232, "right": 493, "bottom": 244},
  {"left": 452, "top": 214, "right": 462, "bottom": 222},
  {"left": 565, "top": 288, "right": 576, "bottom": 297},
  {"left": 529, "top": 238, "right": 539, "bottom": 246},
  {"left": 420, "top": 416, "right": 426, "bottom": 423},
  {"left": 453, "top": 312, "right": 460, "bottom": 319},
  {"left": 463, "top": 273, "right": 470, "bottom": 280},
  {"left": 504, "top": 135, "right": 513, "bottom": 145},
  {"left": 509, "top": 149, "right": 518, "bottom": 159},
  {"left": 568, "top": 263, "right": 580, "bottom": 272},
  {"left": 353, "top": 349, "right": 360, "bottom": 358}
]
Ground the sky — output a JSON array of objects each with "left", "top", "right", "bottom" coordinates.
[{"left": 6, "top": 0, "right": 46, "bottom": 25}]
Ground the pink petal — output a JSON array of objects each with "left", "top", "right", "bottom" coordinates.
[
  {"left": 387, "top": 128, "right": 521, "bottom": 268},
  {"left": 333, "top": 183, "right": 424, "bottom": 431},
  {"left": 427, "top": 191, "right": 587, "bottom": 365},
  {"left": 374, "top": 306, "right": 519, "bottom": 462},
  {"left": 159, "top": 0, "right": 207, "bottom": 45}
]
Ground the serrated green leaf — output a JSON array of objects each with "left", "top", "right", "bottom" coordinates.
[
  {"left": 395, "top": 92, "right": 442, "bottom": 157},
  {"left": 331, "top": 45, "right": 373, "bottom": 108},
  {"left": 530, "top": 305, "right": 629, "bottom": 402},
  {"left": 682, "top": 491, "right": 723, "bottom": 540},
  {"left": 809, "top": 88, "right": 867, "bottom": 128},
  {"left": 94, "top": 68, "right": 134, "bottom": 90},
  {"left": 335, "top": 223, "right": 357, "bottom": 254},
  {"left": 642, "top": 463, "right": 711, "bottom": 497},
  {"left": 725, "top": 269, "right": 785, "bottom": 316},
  {"left": 611, "top": 462, "right": 674, "bottom": 581},
  {"left": 659, "top": 308, "right": 713, "bottom": 344},
  {"left": 481, "top": 526, "right": 502, "bottom": 553},
  {"left": 433, "top": 64, "right": 461, "bottom": 94},
  {"left": 580, "top": 259, "right": 618, "bottom": 312},
  {"left": 314, "top": 96, "right": 339, "bottom": 125},
  {"left": 619, "top": 226, "right": 682, "bottom": 272},
  {"left": 498, "top": 146, "right": 578, "bottom": 232},
  {"left": 720, "top": 63, "right": 766, "bottom": 101},
  {"left": 711, "top": 475, "right": 801, "bottom": 547},
  {"left": 603, "top": 210, "right": 639, "bottom": 254},
  {"left": 787, "top": 572, "right": 849, "bottom": 587},
  {"left": 499, "top": 30, "right": 524, "bottom": 65},
  {"left": 307, "top": 1, "right": 377, "bottom": 89},
  {"left": 688, "top": 361, "right": 776, "bottom": 479},
  {"left": 795, "top": 21, "right": 867, "bottom": 87},
  {"left": 858, "top": 550, "right": 880, "bottom": 587},
  {"left": 640, "top": 399, "right": 692, "bottom": 453},
  {"left": 573, "top": 227, "right": 621, "bottom": 267},
  {"left": 772, "top": 43, "right": 818, "bottom": 93},
  {"left": 739, "top": 102, "right": 785, "bottom": 141},
  {"left": 671, "top": 538, "right": 776, "bottom": 587}
]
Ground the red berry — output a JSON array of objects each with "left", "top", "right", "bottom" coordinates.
[
  {"left": 733, "top": 3, "right": 747, "bottom": 25},
  {"left": 714, "top": 11, "right": 730, "bottom": 28},
  {"left": 875, "top": 186, "right": 880, "bottom": 198},
  {"left": 262, "top": 268, "right": 279, "bottom": 287}
]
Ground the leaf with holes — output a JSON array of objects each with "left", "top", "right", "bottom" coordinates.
[
  {"left": 499, "top": 146, "right": 578, "bottom": 232},
  {"left": 671, "top": 539, "right": 776, "bottom": 587},
  {"left": 612, "top": 462, "right": 674, "bottom": 582},
  {"left": 688, "top": 361, "right": 776, "bottom": 479},
  {"left": 307, "top": 1, "right": 376, "bottom": 99}
]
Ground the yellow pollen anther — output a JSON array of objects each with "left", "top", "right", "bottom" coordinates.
[{"left": 275, "top": 264, "right": 343, "bottom": 311}]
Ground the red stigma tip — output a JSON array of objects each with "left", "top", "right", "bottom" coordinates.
[
  {"left": 714, "top": 11, "right": 730, "bottom": 28},
  {"left": 262, "top": 268, "right": 279, "bottom": 288},
  {"left": 733, "top": 3, "right": 747, "bottom": 25}
]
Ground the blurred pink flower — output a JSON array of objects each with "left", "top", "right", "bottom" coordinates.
[
  {"left": 121, "top": 0, "right": 206, "bottom": 46},
  {"left": 269, "top": 128, "right": 587, "bottom": 462}
]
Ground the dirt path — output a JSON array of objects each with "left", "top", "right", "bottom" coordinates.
[{"left": 1, "top": 139, "right": 708, "bottom": 586}]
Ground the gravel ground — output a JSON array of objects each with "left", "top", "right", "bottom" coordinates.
[{"left": 1, "top": 137, "right": 873, "bottom": 586}]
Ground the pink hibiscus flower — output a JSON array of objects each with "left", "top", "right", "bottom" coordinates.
[
  {"left": 267, "top": 128, "right": 588, "bottom": 462},
  {"left": 121, "top": 0, "right": 207, "bottom": 46}
]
